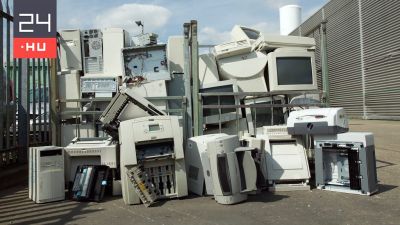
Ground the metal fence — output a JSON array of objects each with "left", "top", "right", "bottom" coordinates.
[
  {"left": 199, "top": 91, "right": 323, "bottom": 136},
  {"left": 0, "top": 1, "right": 52, "bottom": 168}
]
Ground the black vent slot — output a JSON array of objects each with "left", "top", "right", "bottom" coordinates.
[
  {"left": 40, "top": 149, "right": 62, "bottom": 157},
  {"left": 348, "top": 149, "right": 361, "bottom": 190},
  {"left": 236, "top": 152, "right": 247, "bottom": 191},
  {"left": 217, "top": 154, "right": 232, "bottom": 195}
]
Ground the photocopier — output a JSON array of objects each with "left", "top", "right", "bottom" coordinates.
[{"left": 119, "top": 116, "right": 188, "bottom": 206}]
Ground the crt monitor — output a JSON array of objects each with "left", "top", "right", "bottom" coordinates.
[
  {"left": 267, "top": 51, "right": 318, "bottom": 92},
  {"left": 200, "top": 80, "right": 242, "bottom": 125},
  {"left": 244, "top": 97, "right": 286, "bottom": 136},
  {"left": 231, "top": 25, "right": 262, "bottom": 42}
]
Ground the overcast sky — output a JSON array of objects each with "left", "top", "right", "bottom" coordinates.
[{"left": 57, "top": 0, "right": 329, "bottom": 44}]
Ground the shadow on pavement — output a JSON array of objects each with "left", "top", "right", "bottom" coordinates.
[{"left": 0, "top": 185, "right": 104, "bottom": 225}]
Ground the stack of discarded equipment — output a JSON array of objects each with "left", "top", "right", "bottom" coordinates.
[
  {"left": 56, "top": 29, "right": 189, "bottom": 206},
  {"left": 199, "top": 25, "right": 319, "bottom": 135},
  {"left": 286, "top": 108, "right": 378, "bottom": 195},
  {"left": 185, "top": 107, "right": 378, "bottom": 204},
  {"left": 59, "top": 28, "right": 130, "bottom": 146},
  {"left": 28, "top": 24, "right": 379, "bottom": 207}
]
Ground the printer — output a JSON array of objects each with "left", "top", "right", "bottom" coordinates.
[
  {"left": 207, "top": 135, "right": 257, "bottom": 204},
  {"left": 99, "top": 86, "right": 166, "bottom": 138},
  {"left": 119, "top": 116, "right": 188, "bottom": 206},
  {"left": 64, "top": 137, "right": 118, "bottom": 183},
  {"left": 287, "top": 108, "right": 349, "bottom": 135},
  {"left": 259, "top": 126, "right": 311, "bottom": 191},
  {"left": 186, "top": 134, "right": 258, "bottom": 204},
  {"left": 314, "top": 132, "right": 378, "bottom": 195},
  {"left": 186, "top": 133, "right": 229, "bottom": 196}
]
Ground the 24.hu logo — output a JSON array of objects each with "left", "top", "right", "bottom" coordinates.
[{"left": 13, "top": 0, "right": 57, "bottom": 59}]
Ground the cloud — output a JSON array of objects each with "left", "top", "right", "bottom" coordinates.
[
  {"left": 93, "top": 3, "right": 171, "bottom": 35},
  {"left": 199, "top": 21, "right": 280, "bottom": 45},
  {"left": 199, "top": 27, "right": 231, "bottom": 44},
  {"left": 67, "top": 18, "right": 81, "bottom": 28},
  {"left": 250, "top": 22, "right": 280, "bottom": 35}
]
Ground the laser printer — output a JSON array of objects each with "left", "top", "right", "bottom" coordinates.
[
  {"left": 258, "top": 126, "right": 311, "bottom": 191},
  {"left": 287, "top": 108, "right": 349, "bottom": 135},
  {"left": 119, "top": 116, "right": 187, "bottom": 206},
  {"left": 314, "top": 132, "right": 378, "bottom": 195}
]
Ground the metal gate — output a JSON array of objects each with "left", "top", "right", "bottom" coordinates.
[{"left": 0, "top": 1, "right": 52, "bottom": 168}]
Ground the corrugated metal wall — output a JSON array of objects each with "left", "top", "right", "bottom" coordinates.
[
  {"left": 361, "top": 0, "right": 400, "bottom": 119},
  {"left": 291, "top": 0, "right": 400, "bottom": 120},
  {"left": 326, "top": 0, "right": 364, "bottom": 117},
  {"left": 291, "top": 8, "right": 323, "bottom": 90}
]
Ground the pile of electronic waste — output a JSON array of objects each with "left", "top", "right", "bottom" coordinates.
[{"left": 28, "top": 25, "right": 378, "bottom": 206}]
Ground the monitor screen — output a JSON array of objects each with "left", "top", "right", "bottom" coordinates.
[
  {"left": 276, "top": 57, "right": 313, "bottom": 85},
  {"left": 250, "top": 103, "right": 285, "bottom": 127},
  {"left": 200, "top": 85, "right": 236, "bottom": 117},
  {"left": 242, "top": 28, "right": 261, "bottom": 40}
]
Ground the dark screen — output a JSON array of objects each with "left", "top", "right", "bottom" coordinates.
[
  {"left": 200, "top": 85, "right": 236, "bottom": 116},
  {"left": 242, "top": 28, "right": 260, "bottom": 40},
  {"left": 40, "top": 149, "right": 62, "bottom": 157},
  {"left": 276, "top": 57, "right": 313, "bottom": 85},
  {"left": 250, "top": 100, "right": 285, "bottom": 127}
]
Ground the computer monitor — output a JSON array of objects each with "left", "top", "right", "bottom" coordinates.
[
  {"left": 244, "top": 97, "right": 286, "bottom": 136},
  {"left": 267, "top": 50, "right": 317, "bottom": 92},
  {"left": 231, "top": 25, "right": 262, "bottom": 43},
  {"left": 200, "top": 80, "right": 242, "bottom": 125},
  {"left": 217, "top": 51, "right": 268, "bottom": 93}
]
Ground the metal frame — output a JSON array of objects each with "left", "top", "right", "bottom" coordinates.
[
  {"left": 198, "top": 91, "right": 324, "bottom": 135},
  {"left": 56, "top": 96, "right": 187, "bottom": 141},
  {"left": 184, "top": 20, "right": 324, "bottom": 135}
]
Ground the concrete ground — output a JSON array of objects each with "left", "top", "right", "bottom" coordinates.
[{"left": 0, "top": 119, "right": 399, "bottom": 225}]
